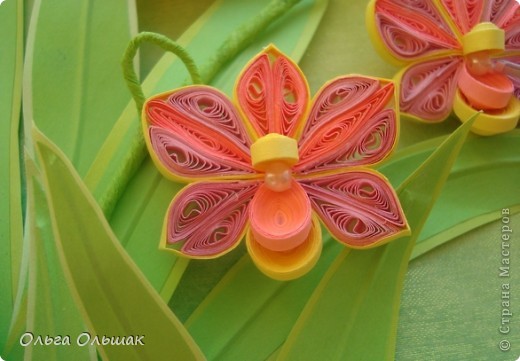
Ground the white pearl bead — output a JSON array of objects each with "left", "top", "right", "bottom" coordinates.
[
  {"left": 466, "top": 51, "right": 493, "bottom": 76},
  {"left": 264, "top": 162, "right": 292, "bottom": 192}
]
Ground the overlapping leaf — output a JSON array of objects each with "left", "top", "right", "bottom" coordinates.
[
  {"left": 3, "top": 1, "right": 331, "bottom": 360},
  {"left": 0, "top": 0, "right": 24, "bottom": 353},
  {"left": 380, "top": 130, "right": 520, "bottom": 258},
  {"left": 33, "top": 128, "right": 205, "bottom": 361},
  {"left": 11, "top": 158, "right": 96, "bottom": 360},
  {"left": 25, "top": 0, "right": 137, "bottom": 176}
]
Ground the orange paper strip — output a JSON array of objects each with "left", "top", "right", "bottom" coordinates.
[
  {"left": 249, "top": 181, "right": 312, "bottom": 252},
  {"left": 246, "top": 215, "right": 322, "bottom": 281},
  {"left": 297, "top": 79, "right": 397, "bottom": 174},
  {"left": 458, "top": 63, "right": 514, "bottom": 110}
]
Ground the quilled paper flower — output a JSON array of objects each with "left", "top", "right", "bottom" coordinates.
[
  {"left": 142, "top": 45, "right": 410, "bottom": 280},
  {"left": 367, "top": 0, "right": 520, "bottom": 135}
]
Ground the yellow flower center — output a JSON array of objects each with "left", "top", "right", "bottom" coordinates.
[{"left": 250, "top": 133, "right": 299, "bottom": 192}]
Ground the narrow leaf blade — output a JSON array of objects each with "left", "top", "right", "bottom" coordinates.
[
  {"left": 275, "top": 116, "right": 477, "bottom": 360},
  {"left": 27, "top": 0, "right": 137, "bottom": 176},
  {"left": 0, "top": 0, "right": 24, "bottom": 351},
  {"left": 379, "top": 130, "right": 520, "bottom": 257},
  {"left": 21, "top": 157, "right": 96, "bottom": 360},
  {"left": 33, "top": 128, "right": 205, "bottom": 361}
]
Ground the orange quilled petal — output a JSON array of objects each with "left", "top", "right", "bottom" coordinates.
[
  {"left": 143, "top": 86, "right": 256, "bottom": 182},
  {"left": 300, "top": 170, "right": 410, "bottom": 248},
  {"left": 235, "top": 45, "right": 310, "bottom": 138},
  {"left": 163, "top": 180, "right": 260, "bottom": 258},
  {"left": 296, "top": 77, "right": 397, "bottom": 175},
  {"left": 398, "top": 56, "right": 463, "bottom": 122},
  {"left": 483, "top": 0, "right": 519, "bottom": 28},
  {"left": 372, "top": 0, "right": 460, "bottom": 62}
]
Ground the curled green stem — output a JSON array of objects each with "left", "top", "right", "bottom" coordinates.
[{"left": 121, "top": 32, "right": 203, "bottom": 112}]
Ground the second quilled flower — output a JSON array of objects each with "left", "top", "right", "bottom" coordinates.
[
  {"left": 367, "top": 0, "right": 520, "bottom": 135},
  {"left": 142, "top": 44, "right": 411, "bottom": 280}
]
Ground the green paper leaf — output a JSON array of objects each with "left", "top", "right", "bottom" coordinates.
[
  {"left": 379, "top": 130, "right": 520, "bottom": 258},
  {"left": 0, "top": 0, "right": 24, "bottom": 352},
  {"left": 415, "top": 131, "right": 520, "bottom": 253},
  {"left": 16, "top": 157, "right": 96, "bottom": 360},
  {"left": 25, "top": 0, "right": 137, "bottom": 176},
  {"left": 184, "top": 236, "right": 342, "bottom": 361},
  {"left": 33, "top": 128, "right": 205, "bottom": 361},
  {"left": 274, "top": 116, "right": 477, "bottom": 361}
]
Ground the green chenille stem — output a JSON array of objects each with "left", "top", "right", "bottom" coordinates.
[
  {"left": 199, "top": 0, "right": 301, "bottom": 83},
  {"left": 121, "top": 32, "right": 202, "bottom": 113},
  {"left": 97, "top": 0, "right": 301, "bottom": 217}
]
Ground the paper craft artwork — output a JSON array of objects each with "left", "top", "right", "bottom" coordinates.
[
  {"left": 142, "top": 45, "right": 410, "bottom": 280},
  {"left": 367, "top": 0, "right": 520, "bottom": 135}
]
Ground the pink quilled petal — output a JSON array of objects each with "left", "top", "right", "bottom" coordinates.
[
  {"left": 399, "top": 57, "right": 463, "bottom": 121},
  {"left": 482, "top": 0, "right": 519, "bottom": 28},
  {"left": 505, "top": 21, "right": 520, "bottom": 50},
  {"left": 235, "top": 47, "right": 309, "bottom": 137},
  {"left": 490, "top": 1, "right": 520, "bottom": 50},
  {"left": 165, "top": 180, "right": 260, "bottom": 257},
  {"left": 440, "top": 0, "right": 484, "bottom": 34},
  {"left": 374, "top": 0, "right": 460, "bottom": 61},
  {"left": 296, "top": 77, "right": 397, "bottom": 175},
  {"left": 300, "top": 171, "right": 408, "bottom": 248},
  {"left": 145, "top": 86, "right": 256, "bottom": 179}
]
